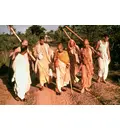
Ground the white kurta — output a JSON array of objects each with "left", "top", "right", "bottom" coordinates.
[
  {"left": 98, "top": 40, "right": 110, "bottom": 80},
  {"left": 12, "top": 53, "right": 31, "bottom": 100}
]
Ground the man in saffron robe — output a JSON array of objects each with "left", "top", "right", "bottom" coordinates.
[
  {"left": 67, "top": 39, "right": 80, "bottom": 84},
  {"left": 80, "top": 39, "right": 94, "bottom": 93},
  {"left": 54, "top": 43, "right": 70, "bottom": 95}
]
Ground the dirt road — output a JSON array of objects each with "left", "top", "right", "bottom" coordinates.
[{"left": 0, "top": 74, "right": 120, "bottom": 105}]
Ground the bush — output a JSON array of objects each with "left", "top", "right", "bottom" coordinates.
[{"left": 0, "top": 51, "right": 9, "bottom": 68}]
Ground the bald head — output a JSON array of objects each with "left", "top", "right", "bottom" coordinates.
[
  {"left": 84, "top": 39, "right": 90, "bottom": 48},
  {"left": 57, "top": 43, "right": 63, "bottom": 52},
  {"left": 69, "top": 39, "right": 76, "bottom": 47}
]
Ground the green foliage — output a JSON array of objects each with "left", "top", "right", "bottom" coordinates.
[
  {"left": 25, "top": 25, "right": 46, "bottom": 37},
  {"left": 0, "top": 51, "right": 9, "bottom": 67},
  {"left": 25, "top": 34, "right": 39, "bottom": 49},
  {"left": 0, "top": 34, "right": 20, "bottom": 51},
  {"left": 0, "top": 25, "right": 120, "bottom": 70},
  {"left": 47, "top": 25, "right": 120, "bottom": 69}
]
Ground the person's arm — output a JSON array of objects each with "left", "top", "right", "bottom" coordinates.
[
  {"left": 95, "top": 41, "right": 103, "bottom": 58},
  {"left": 11, "top": 47, "right": 21, "bottom": 60},
  {"left": 54, "top": 50, "right": 59, "bottom": 67},
  {"left": 78, "top": 48, "right": 83, "bottom": 71},
  {"left": 54, "top": 49, "right": 58, "bottom": 61},
  {"left": 27, "top": 49, "right": 32, "bottom": 61},
  {"left": 96, "top": 41, "right": 100, "bottom": 50},
  {"left": 48, "top": 46, "right": 54, "bottom": 60},
  {"left": 107, "top": 42, "right": 111, "bottom": 61},
  {"left": 66, "top": 51, "right": 70, "bottom": 68},
  {"left": 33, "top": 44, "right": 38, "bottom": 58}
]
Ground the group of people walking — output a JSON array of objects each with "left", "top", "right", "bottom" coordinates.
[{"left": 9, "top": 34, "right": 111, "bottom": 101}]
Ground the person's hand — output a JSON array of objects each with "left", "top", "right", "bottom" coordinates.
[
  {"left": 79, "top": 63, "right": 82, "bottom": 72},
  {"left": 54, "top": 60, "right": 59, "bottom": 68},
  {"left": 66, "top": 63, "right": 70, "bottom": 68},
  {"left": 97, "top": 52, "right": 103, "bottom": 59},
  {"left": 12, "top": 54, "right": 16, "bottom": 60},
  {"left": 108, "top": 57, "right": 111, "bottom": 63}
]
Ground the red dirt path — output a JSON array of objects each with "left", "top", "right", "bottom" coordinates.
[{"left": 0, "top": 74, "right": 120, "bottom": 105}]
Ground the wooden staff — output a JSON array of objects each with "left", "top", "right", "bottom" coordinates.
[
  {"left": 8, "top": 25, "right": 36, "bottom": 61},
  {"left": 63, "top": 29, "right": 71, "bottom": 40},
  {"left": 8, "top": 25, "right": 22, "bottom": 42},
  {"left": 65, "top": 26, "right": 84, "bottom": 42},
  {"left": 62, "top": 29, "right": 74, "bottom": 94},
  {"left": 65, "top": 26, "right": 99, "bottom": 54}
]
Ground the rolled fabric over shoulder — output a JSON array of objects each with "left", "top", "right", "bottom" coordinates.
[
  {"left": 38, "top": 53, "right": 43, "bottom": 60},
  {"left": 49, "top": 68, "right": 53, "bottom": 76}
]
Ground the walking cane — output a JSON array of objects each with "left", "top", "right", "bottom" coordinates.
[
  {"left": 7, "top": 25, "right": 36, "bottom": 62},
  {"left": 62, "top": 29, "right": 75, "bottom": 94}
]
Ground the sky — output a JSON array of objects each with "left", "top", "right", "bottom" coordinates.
[{"left": 0, "top": 25, "right": 59, "bottom": 34}]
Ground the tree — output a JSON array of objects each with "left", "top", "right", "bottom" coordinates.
[
  {"left": 25, "top": 25, "right": 46, "bottom": 37},
  {"left": 17, "top": 31, "right": 21, "bottom": 35},
  {"left": 47, "top": 30, "right": 55, "bottom": 39}
]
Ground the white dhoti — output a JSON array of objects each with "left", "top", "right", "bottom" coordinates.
[
  {"left": 98, "top": 56, "right": 110, "bottom": 80},
  {"left": 98, "top": 40, "right": 110, "bottom": 80},
  {"left": 12, "top": 53, "right": 31, "bottom": 100},
  {"left": 56, "top": 59, "right": 70, "bottom": 92}
]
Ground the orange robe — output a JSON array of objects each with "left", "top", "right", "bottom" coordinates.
[
  {"left": 81, "top": 47, "right": 94, "bottom": 88},
  {"left": 67, "top": 45, "right": 80, "bottom": 83}
]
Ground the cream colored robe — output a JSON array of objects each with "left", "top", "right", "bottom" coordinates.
[
  {"left": 33, "top": 42, "right": 53, "bottom": 86},
  {"left": 12, "top": 53, "right": 31, "bottom": 100},
  {"left": 55, "top": 51, "right": 70, "bottom": 92}
]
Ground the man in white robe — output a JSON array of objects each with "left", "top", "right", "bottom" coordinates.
[
  {"left": 96, "top": 34, "right": 111, "bottom": 83},
  {"left": 12, "top": 46, "right": 31, "bottom": 101}
]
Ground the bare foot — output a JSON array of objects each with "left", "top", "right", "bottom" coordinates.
[
  {"left": 97, "top": 78, "right": 101, "bottom": 83},
  {"left": 39, "top": 86, "right": 44, "bottom": 91},
  {"left": 85, "top": 88, "right": 91, "bottom": 92},
  {"left": 26, "top": 92, "right": 30, "bottom": 96},
  {"left": 81, "top": 88, "right": 85, "bottom": 93},
  {"left": 61, "top": 87, "right": 67, "bottom": 91},
  {"left": 102, "top": 80, "right": 107, "bottom": 84},
  {"left": 21, "top": 98, "right": 27, "bottom": 102},
  {"left": 15, "top": 96, "right": 20, "bottom": 101},
  {"left": 44, "top": 83, "right": 48, "bottom": 88},
  {"left": 55, "top": 88, "right": 61, "bottom": 95}
]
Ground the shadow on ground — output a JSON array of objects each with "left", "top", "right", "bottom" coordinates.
[{"left": 0, "top": 64, "right": 17, "bottom": 100}]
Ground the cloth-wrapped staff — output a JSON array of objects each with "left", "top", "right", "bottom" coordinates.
[{"left": 65, "top": 26, "right": 100, "bottom": 55}]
